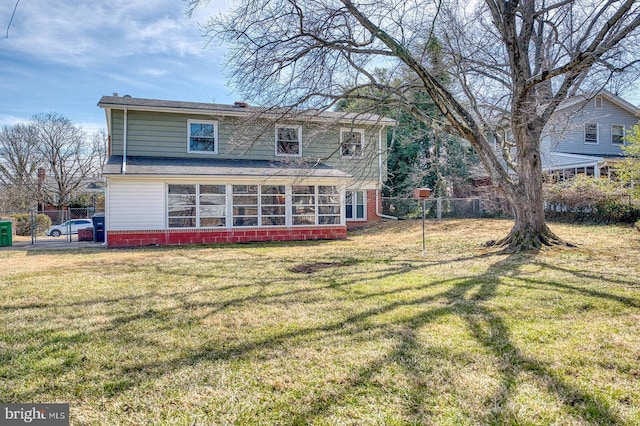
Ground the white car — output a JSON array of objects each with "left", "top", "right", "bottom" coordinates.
[{"left": 46, "top": 219, "right": 93, "bottom": 237}]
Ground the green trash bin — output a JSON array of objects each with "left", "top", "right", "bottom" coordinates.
[{"left": 0, "top": 220, "right": 12, "bottom": 247}]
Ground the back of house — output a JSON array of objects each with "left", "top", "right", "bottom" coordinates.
[
  {"left": 98, "top": 95, "right": 394, "bottom": 247},
  {"left": 542, "top": 90, "right": 640, "bottom": 180}
]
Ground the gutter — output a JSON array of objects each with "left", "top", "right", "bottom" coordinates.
[{"left": 376, "top": 126, "right": 398, "bottom": 220}]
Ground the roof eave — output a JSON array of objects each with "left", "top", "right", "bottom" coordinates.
[{"left": 97, "top": 97, "right": 395, "bottom": 126}]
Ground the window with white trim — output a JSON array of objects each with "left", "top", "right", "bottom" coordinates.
[
  {"left": 168, "top": 183, "right": 342, "bottom": 228},
  {"left": 292, "top": 185, "right": 315, "bottom": 225},
  {"left": 584, "top": 123, "right": 598, "bottom": 144},
  {"left": 168, "top": 184, "right": 196, "bottom": 228},
  {"left": 199, "top": 185, "right": 226, "bottom": 227},
  {"left": 345, "top": 191, "right": 365, "bottom": 220},
  {"left": 261, "top": 185, "right": 286, "bottom": 226},
  {"left": 168, "top": 184, "right": 226, "bottom": 228},
  {"left": 291, "top": 185, "right": 341, "bottom": 225},
  {"left": 318, "top": 186, "right": 341, "bottom": 225},
  {"left": 340, "top": 128, "right": 364, "bottom": 157},
  {"left": 275, "top": 125, "right": 302, "bottom": 156},
  {"left": 595, "top": 96, "right": 603, "bottom": 109},
  {"left": 188, "top": 120, "right": 218, "bottom": 153},
  {"left": 612, "top": 124, "right": 625, "bottom": 145},
  {"left": 232, "top": 185, "right": 259, "bottom": 226}
]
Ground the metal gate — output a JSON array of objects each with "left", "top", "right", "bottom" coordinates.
[
  {"left": 0, "top": 208, "right": 103, "bottom": 248},
  {"left": 32, "top": 209, "right": 71, "bottom": 244}
]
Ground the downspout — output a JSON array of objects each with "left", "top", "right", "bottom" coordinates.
[
  {"left": 103, "top": 179, "right": 109, "bottom": 247},
  {"left": 122, "top": 108, "right": 128, "bottom": 174},
  {"left": 377, "top": 125, "right": 398, "bottom": 220}
]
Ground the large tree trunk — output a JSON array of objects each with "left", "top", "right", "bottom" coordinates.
[{"left": 492, "top": 128, "right": 566, "bottom": 252}]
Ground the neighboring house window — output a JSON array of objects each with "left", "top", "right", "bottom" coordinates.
[
  {"left": 345, "top": 191, "right": 365, "bottom": 220},
  {"left": 232, "top": 185, "right": 259, "bottom": 226},
  {"left": 275, "top": 125, "right": 302, "bottom": 156},
  {"left": 341, "top": 128, "right": 364, "bottom": 157},
  {"left": 168, "top": 184, "right": 226, "bottom": 228},
  {"left": 612, "top": 124, "right": 625, "bottom": 145},
  {"left": 595, "top": 96, "right": 603, "bottom": 109},
  {"left": 188, "top": 120, "right": 218, "bottom": 153},
  {"left": 584, "top": 123, "right": 598, "bottom": 144}
]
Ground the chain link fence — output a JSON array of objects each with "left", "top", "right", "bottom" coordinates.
[
  {"left": 382, "top": 197, "right": 484, "bottom": 220},
  {"left": 0, "top": 208, "right": 104, "bottom": 247}
]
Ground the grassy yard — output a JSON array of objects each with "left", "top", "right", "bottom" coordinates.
[{"left": 1, "top": 219, "right": 639, "bottom": 425}]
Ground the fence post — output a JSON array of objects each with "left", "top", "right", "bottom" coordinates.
[
  {"left": 436, "top": 198, "right": 442, "bottom": 220},
  {"left": 31, "top": 209, "right": 36, "bottom": 245}
]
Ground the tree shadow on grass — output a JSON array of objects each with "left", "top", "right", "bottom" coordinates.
[
  {"left": 2, "top": 250, "right": 637, "bottom": 423},
  {"left": 281, "top": 253, "right": 629, "bottom": 424}
]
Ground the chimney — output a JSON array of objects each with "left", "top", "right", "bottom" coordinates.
[
  {"left": 234, "top": 101, "right": 249, "bottom": 108},
  {"left": 37, "top": 168, "right": 46, "bottom": 184}
]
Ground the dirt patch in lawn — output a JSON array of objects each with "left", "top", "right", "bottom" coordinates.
[{"left": 289, "top": 261, "right": 357, "bottom": 274}]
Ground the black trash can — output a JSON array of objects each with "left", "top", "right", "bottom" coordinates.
[{"left": 92, "top": 213, "right": 105, "bottom": 243}]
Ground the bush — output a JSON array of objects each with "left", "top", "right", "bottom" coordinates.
[
  {"left": 10, "top": 213, "right": 52, "bottom": 236},
  {"left": 544, "top": 175, "right": 640, "bottom": 223},
  {"left": 594, "top": 198, "right": 640, "bottom": 223}
]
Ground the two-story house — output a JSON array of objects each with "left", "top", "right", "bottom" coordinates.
[
  {"left": 98, "top": 95, "right": 394, "bottom": 247},
  {"left": 541, "top": 90, "right": 640, "bottom": 180}
]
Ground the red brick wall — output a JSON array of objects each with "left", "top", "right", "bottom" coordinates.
[
  {"left": 346, "top": 189, "right": 382, "bottom": 229},
  {"left": 107, "top": 226, "right": 347, "bottom": 248}
]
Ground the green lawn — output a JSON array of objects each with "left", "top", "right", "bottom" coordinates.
[{"left": 1, "top": 219, "right": 639, "bottom": 425}]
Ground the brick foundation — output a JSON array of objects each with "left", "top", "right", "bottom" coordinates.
[{"left": 107, "top": 226, "right": 347, "bottom": 248}]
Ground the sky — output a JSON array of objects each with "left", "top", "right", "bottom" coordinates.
[
  {"left": 0, "top": 0, "right": 237, "bottom": 134},
  {"left": 1, "top": 1, "right": 640, "bottom": 137}
]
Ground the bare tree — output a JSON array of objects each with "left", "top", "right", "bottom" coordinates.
[
  {"left": 32, "top": 113, "right": 98, "bottom": 210},
  {"left": 91, "top": 128, "right": 109, "bottom": 174},
  {"left": 0, "top": 123, "right": 42, "bottom": 210},
  {"left": 190, "top": 0, "right": 640, "bottom": 251}
]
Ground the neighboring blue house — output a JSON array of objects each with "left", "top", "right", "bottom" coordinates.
[{"left": 541, "top": 90, "right": 640, "bottom": 180}]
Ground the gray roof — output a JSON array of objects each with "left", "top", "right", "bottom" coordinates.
[
  {"left": 541, "top": 152, "right": 603, "bottom": 171},
  {"left": 98, "top": 95, "right": 396, "bottom": 126},
  {"left": 103, "top": 156, "right": 352, "bottom": 179},
  {"left": 555, "top": 90, "right": 640, "bottom": 116}
]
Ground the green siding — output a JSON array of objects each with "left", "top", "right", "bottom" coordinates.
[{"left": 109, "top": 109, "right": 388, "bottom": 183}]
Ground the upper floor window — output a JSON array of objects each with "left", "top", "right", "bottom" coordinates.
[
  {"left": 340, "top": 128, "right": 364, "bottom": 157},
  {"left": 188, "top": 120, "right": 218, "bottom": 154},
  {"left": 595, "top": 96, "right": 603, "bottom": 109},
  {"left": 584, "top": 123, "right": 598, "bottom": 144},
  {"left": 275, "top": 125, "right": 302, "bottom": 157},
  {"left": 612, "top": 124, "right": 625, "bottom": 145}
]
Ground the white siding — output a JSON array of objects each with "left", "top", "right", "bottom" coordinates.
[{"left": 107, "top": 180, "right": 165, "bottom": 231}]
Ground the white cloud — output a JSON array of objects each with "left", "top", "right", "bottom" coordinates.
[
  {"left": 0, "top": 0, "right": 232, "bottom": 67},
  {"left": 0, "top": 113, "right": 29, "bottom": 128}
]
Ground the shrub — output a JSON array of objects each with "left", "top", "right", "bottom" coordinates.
[
  {"left": 10, "top": 213, "right": 52, "bottom": 236},
  {"left": 594, "top": 198, "right": 640, "bottom": 223},
  {"left": 544, "top": 175, "right": 639, "bottom": 223}
]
